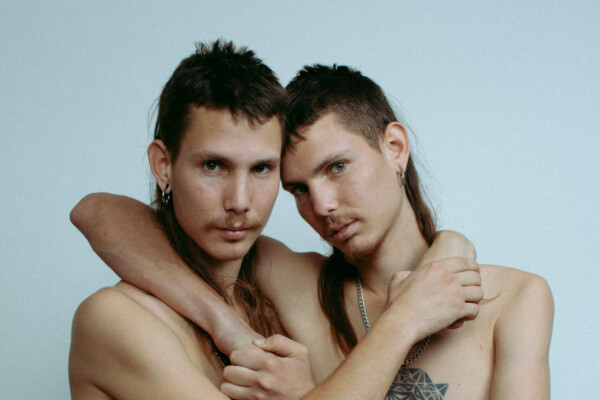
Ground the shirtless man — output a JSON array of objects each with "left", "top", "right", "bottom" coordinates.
[
  {"left": 72, "top": 62, "right": 553, "bottom": 399},
  {"left": 69, "top": 42, "right": 480, "bottom": 400}
]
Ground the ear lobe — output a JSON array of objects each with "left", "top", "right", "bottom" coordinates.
[
  {"left": 147, "top": 139, "right": 172, "bottom": 191},
  {"left": 382, "top": 122, "right": 410, "bottom": 171}
]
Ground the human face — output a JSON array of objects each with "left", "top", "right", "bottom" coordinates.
[
  {"left": 169, "top": 107, "right": 282, "bottom": 266},
  {"left": 281, "top": 113, "right": 405, "bottom": 261}
]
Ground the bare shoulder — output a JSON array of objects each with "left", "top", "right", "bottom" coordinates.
[
  {"left": 255, "top": 235, "right": 326, "bottom": 287},
  {"left": 70, "top": 283, "right": 224, "bottom": 399},
  {"left": 480, "top": 264, "right": 553, "bottom": 307},
  {"left": 478, "top": 267, "right": 553, "bottom": 398},
  {"left": 479, "top": 264, "right": 554, "bottom": 338},
  {"left": 71, "top": 285, "right": 136, "bottom": 340}
]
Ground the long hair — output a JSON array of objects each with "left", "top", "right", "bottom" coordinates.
[
  {"left": 152, "top": 40, "right": 287, "bottom": 336},
  {"left": 285, "top": 64, "right": 436, "bottom": 353}
]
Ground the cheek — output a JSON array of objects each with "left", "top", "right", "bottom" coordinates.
[
  {"left": 254, "top": 178, "right": 280, "bottom": 213},
  {"left": 172, "top": 174, "right": 218, "bottom": 214}
]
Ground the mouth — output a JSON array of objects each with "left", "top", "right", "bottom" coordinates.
[
  {"left": 217, "top": 226, "right": 253, "bottom": 241},
  {"left": 326, "top": 220, "right": 357, "bottom": 242}
]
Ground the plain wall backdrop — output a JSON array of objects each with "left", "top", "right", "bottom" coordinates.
[{"left": 1, "top": 1, "right": 598, "bottom": 398}]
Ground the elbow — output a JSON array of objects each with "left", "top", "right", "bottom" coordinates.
[{"left": 70, "top": 192, "right": 112, "bottom": 234}]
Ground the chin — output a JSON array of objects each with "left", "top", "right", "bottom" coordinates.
[
  {"left": 210, "top": 241, "right": 256, "bottom": 262},
  {"left": 339, "top": 238, "right": 380, "bottom": 264}
]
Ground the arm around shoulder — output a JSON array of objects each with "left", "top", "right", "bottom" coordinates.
[{"left": 490, "top": 271, "right": 554, "bottom": 400}]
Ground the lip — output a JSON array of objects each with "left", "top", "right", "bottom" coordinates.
[
  {"left": 217, "top": 227, "right": 251, "bottom": 241},
  {"left": 328, "top": 220, "right": 357, "bottom": 242}
]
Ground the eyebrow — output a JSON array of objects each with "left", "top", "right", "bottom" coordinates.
[{"left": 190, "top": 151, "right": 280, "bottom": 165}]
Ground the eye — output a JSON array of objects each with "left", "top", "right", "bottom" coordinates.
[
  {"left": 203, "top": 160, "right": 222, "bottom": 172},
  {"left": 252, "top": 164, "right": 271, "bottom": 174},
  {"left": 289, "top": 184, "right": 308, "bottom": 198},
  {"left": 330, "top": 161, "right": 346, "bottom": 174}
]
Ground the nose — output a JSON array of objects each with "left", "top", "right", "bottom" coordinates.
[
  {"left": 309, "top": 183, "right": 337, "bottom": 217},
  {"left": 224, "top": 173, "right": 251, "bottom": 215}
]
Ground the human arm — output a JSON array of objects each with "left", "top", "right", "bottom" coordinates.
[
  {"left": 220, "top": 255, "right": 483, "bottom": 400},
  {"left": 70, "top": 193, "right": 261, "bottom": 354},
  {"left": 489, "top": 273, "right": 554, "bottom": 400},
  {"left": 220, "top": 335, "right": 316, "bottom": 400},
  {"left": 69, "top": 286, "right": 229, "bottom": 399}
]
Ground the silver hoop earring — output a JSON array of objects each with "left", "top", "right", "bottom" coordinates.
[
  {"left": 161, "top": 183, "right": 172, "bottom": 205},
  {"left": 397, "top": 168, "right": 406, "bottom": 187}
]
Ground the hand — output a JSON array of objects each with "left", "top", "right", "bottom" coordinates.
[
  {"left": 385, "top": 257, "right": 483, "bottom": 341},
  {"left": 418, "top": 230, "right": 476, "bottom": 267},
  {"left": 220, "top": 334, "right": 315, "bottom": 400}
]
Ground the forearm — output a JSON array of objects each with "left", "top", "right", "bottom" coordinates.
[
  {"left": 71, "top": 193, "right": 258, "bottom": 353},
  {"left": 303, "top": 314, "right": 416, "bottom": 400}
]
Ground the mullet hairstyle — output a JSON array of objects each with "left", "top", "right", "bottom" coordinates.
[
  {"left": 152, "top": 40, "right": 287, "bottom": 337},
  {"left": 285, "top": 64, "right": 436, "bottom": 354}
]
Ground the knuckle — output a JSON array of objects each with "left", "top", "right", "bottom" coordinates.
[
  {"left": 425, "top": 261, "right": 443, "bottom": 276},
  {"left": 442, "top": 272, "right": 458, "bottom": 286},
  {"left": 264, "top": 357, "right": 279, "bottom": 372},
  {"left": 257, "top": 375, "right": 274, "bottom": 391}
]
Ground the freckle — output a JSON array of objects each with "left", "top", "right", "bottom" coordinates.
[{"left": 479, "top": 345, "right": 483, "bottom": 350}]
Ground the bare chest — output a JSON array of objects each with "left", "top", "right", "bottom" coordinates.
[{"left": 305, "top": 305, "right": 497, "bottom": 400}]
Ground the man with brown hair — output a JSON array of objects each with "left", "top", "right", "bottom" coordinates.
[{"left": 72, "top": 63, "right": 552, "bottom": 399}]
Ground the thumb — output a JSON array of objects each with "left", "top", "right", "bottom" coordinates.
[
  {"left": 392, "top": 270, "right": 412, "bottom": 283},
  {"left": 253, "top": 334, "right": 303, "bottom": 358}
]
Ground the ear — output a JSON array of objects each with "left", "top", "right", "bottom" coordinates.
[
  {"left": 147, "top": 139, "right": 172, "bottom": 192},
  {"left": 381, "top": 121, "right": 410, "bottom": 172}
]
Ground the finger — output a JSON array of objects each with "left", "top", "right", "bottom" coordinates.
[
  {"left": 456, "top": 270, "right": 482, "bottom": 287},
  {"left": 460, "top": 302, "right": 480, "bottom": 321},
  {"left": 448, "top": 319, "right": 465, "bottom": 329},
  {"left": 447, "top": 257, "right": 479, "bottom": 273},
  {"left": 462, "top": 286, "right": 485, "bottom": 303},
  {"left": 230, "top": 347, "right": 269, "bottom": 370},
  {"left": 253, "top": 334, "right": 306, "bottom": 358},
  {"left": 222, "top": 365, "right": 258, "bottom": 387},
  {"left": 422, "top": 257, "right": 479, "bottom": 274},
  {"left": 220, "top": 381, "right": 255, "bottom": 400},
  {"left": 391, "top": 270, "right": 412, "bottom": 283}
]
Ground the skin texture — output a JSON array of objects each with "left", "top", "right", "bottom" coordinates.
[
  {"left": 71, "top": 112, "right": 553, "bottom": 399},
  {"left": 150, "top": 107, "right": 282, "bottom": 270},
  {"left": 69, "top": 107, "right": 285, "bottom": 399}
]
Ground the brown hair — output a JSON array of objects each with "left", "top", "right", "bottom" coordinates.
[
  {"left": 285, "top": 64, "right": 436, "bottom": 353},
  {"left": 152, "top": 40, "right": 286, "bottom": 336}
]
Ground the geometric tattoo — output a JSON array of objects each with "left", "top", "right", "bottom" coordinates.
[{"left": 385, "top": 368, "right": 449, "bottom": 400}]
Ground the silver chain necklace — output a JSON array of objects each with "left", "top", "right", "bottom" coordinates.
[{"left": 356, "top": 278, "right": 431, "bottom": 367}]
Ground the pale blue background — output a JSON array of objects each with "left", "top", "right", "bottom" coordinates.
[{"left": 1, "top": 1, "right": 598, "bottom": 398}]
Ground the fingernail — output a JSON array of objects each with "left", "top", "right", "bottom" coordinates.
[{"left": 253, "top": 338, "right": 265, "bottom": 346}]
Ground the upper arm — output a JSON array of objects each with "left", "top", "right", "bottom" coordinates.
[
  {"left": 69, "top": 288, "right": 227, "bottom": 400},
  {"left": 490, "top": 273, "right": 554, "bottom": 400}
]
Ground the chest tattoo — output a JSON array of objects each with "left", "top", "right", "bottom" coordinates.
[{"left": 385, "top": 368, "right": 449, "bottom": 400}]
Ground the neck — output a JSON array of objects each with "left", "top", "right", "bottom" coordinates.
[
  {"left": 355, "top": 199, "right": 428, "bottom": 296},
  {"left": 209, "top": 259, "right": 244, "bottom": 299}
]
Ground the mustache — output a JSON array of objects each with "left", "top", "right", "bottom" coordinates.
[
  {"left": 208, "top": 215, "right": 262, "bottom": 230},
  {"left": 321, "top": 212, "right": 360, "bottom": 237}
]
